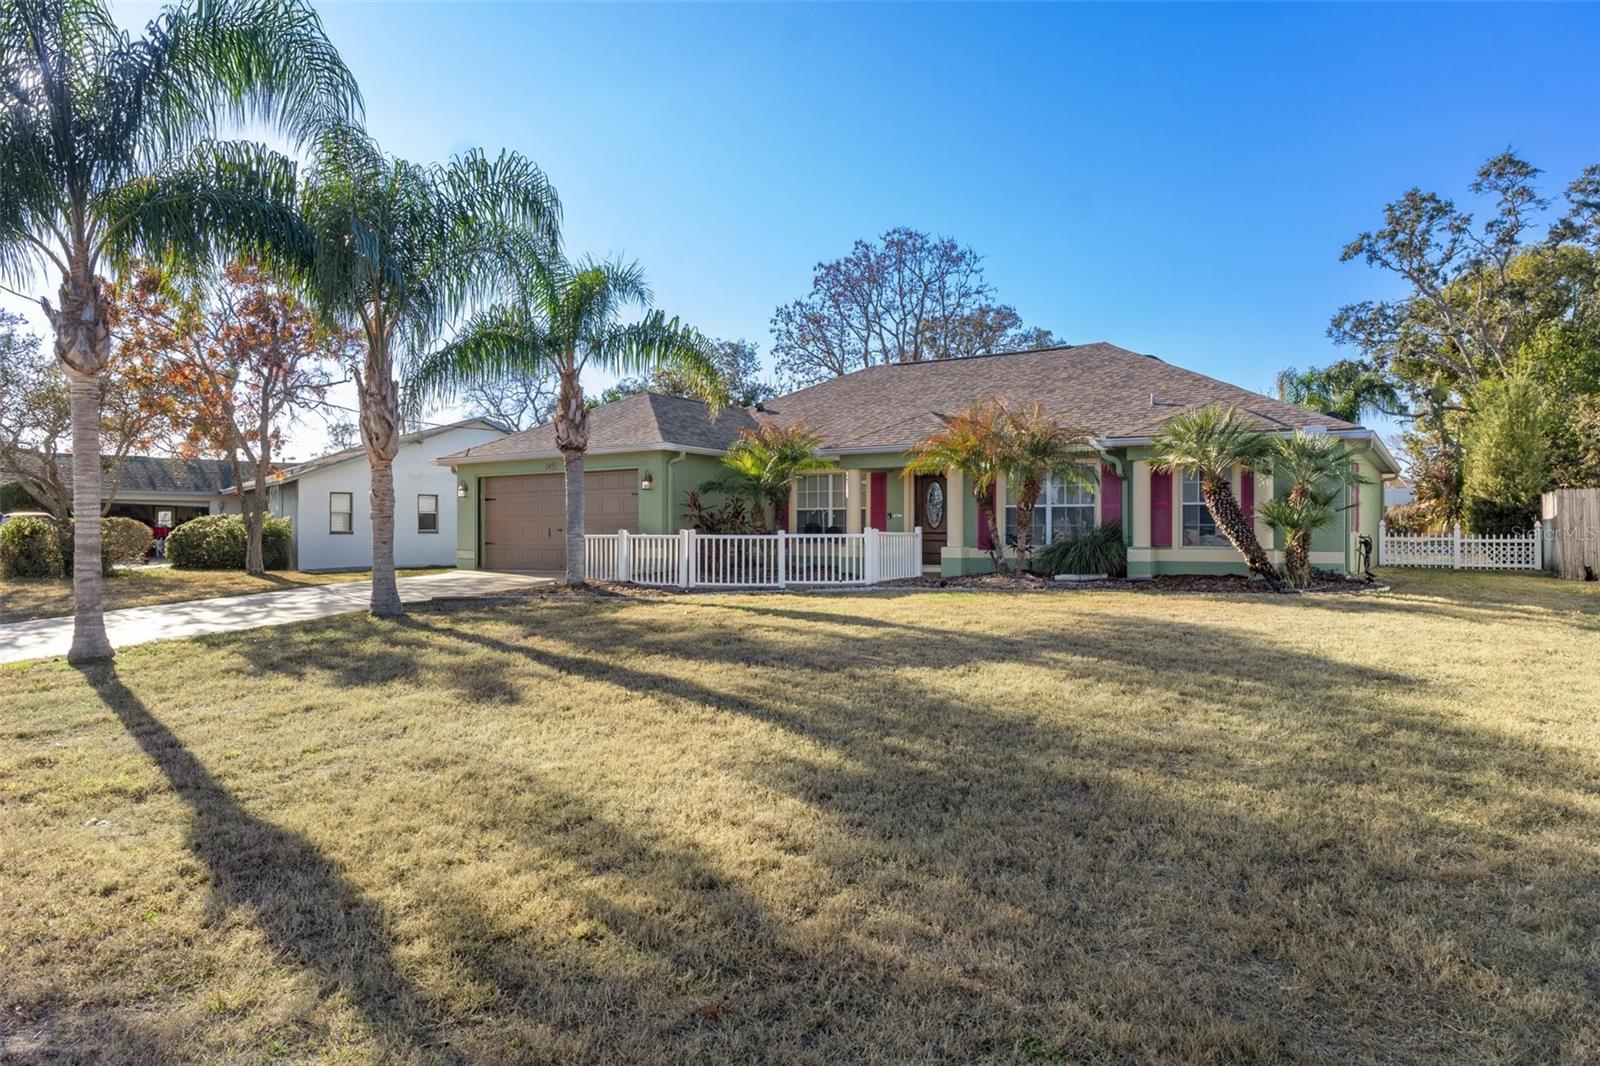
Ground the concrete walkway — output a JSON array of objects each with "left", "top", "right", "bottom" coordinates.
[{"left": 0, "top": 570, "right": 551, "bottom": 665}]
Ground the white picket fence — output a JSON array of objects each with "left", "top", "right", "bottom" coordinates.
[
  {"left": 1379, "top": 521, "right": 1544, "bottom": 571},
  {"left": 584, "top": 528, "right": 923, "bottom": 588}
]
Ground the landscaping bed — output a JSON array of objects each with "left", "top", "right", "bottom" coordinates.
[{"left": 882, "top": 569, "right": 1381, "bottom": 595}]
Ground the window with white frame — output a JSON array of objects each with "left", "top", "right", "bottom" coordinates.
[
  {"left": 417, "top": 493, "right": 438, "bottom": 533},
  {"left": 1181, "top": 474, "right": 1226, "bottom": 546},
  {"left": 1005, "top": 473, "right": 1095, "bottom": 546},
  {"left": 795, "top": 474, "right": 846, "bottom": 533},
  {"left": 330, "top": 491, "right": 354, "bottom": 534}
]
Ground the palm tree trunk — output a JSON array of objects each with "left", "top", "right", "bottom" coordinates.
[
  {"left": 553, "top": 365, "right": 588, "bottom": 586},
  {"left": 562, "top": 449, "right": 585, "bottom": 584},
  {"left": 66, "top": 373, "right": 113, "bottom": 662},
  {"left": 1286, "top": 484, "right": 1310, "bottom": 586},
  {"left": 1202, "top": 475, "right": 1281, "bottom": 589},
  {"left": 356, "top": 350, "right": 403, "bottom": 617},
  {"left": 369, "top": 458, "right": 402, "bottom": 615}
]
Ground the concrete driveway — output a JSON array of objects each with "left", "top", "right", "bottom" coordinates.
[{"left": 0, "top": 569, "right": 551, "bottom": 666}]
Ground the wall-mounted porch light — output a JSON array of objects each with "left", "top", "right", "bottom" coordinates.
[
  {"left": 457, "top": 481, "right": 468, "bottom": 498},
  {"left": 640, "top": 472, "right": 655, "bottom": 491}
]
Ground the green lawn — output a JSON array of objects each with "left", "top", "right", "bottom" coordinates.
[
  {"left": 1, "top": 570, "right": 1596, "bottom": 1063},
  {"left": 0, "top": 566, "right": 452, "bottom": 624}
]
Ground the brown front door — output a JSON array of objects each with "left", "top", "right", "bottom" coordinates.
[
  {"left": 914, "top": 474, "right": 948, "bottom": 566},
  {"left": 480, "top": 470, "right": 640, "bottom": 571}
]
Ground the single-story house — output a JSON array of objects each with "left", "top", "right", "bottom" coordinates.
[
  {"left": 258, "top": 418, "right": 506, "bottom": 571},
  {"left": 438, "top": 342, "right": 1401, "bottom": 578},
  {"left": 3, "top": 454, "right": 241, "bottom": 526}
]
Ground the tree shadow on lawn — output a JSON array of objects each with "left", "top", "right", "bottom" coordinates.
[
  {"left": 65, "top": 664, "right": 462, "bottom": 1064},
  {"left": 383, "top": 603, "right": 1600, "bottom": 1063}
]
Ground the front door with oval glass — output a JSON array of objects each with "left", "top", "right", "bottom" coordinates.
[{"left": 914, "top": 474, "right": 948, "bottom": 566}]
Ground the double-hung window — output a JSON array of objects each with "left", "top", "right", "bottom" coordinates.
[
  {"left": 1181, "top": 474, "right": 1226, "bottom": 546},
  {"left": 417, "top": 493, "right": 439, "bottom": 533},
  {"left": 1005, "top": 473, "right": 1095, "bottom": 546},
  {"left": 330, "top": 492, "right": 354, "bottom": 534},
  {"left": 795, "top": 474, "right": 847, "bottom": 533}
]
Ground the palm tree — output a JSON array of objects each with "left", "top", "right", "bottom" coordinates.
[
  {"left": 408, "top": 256, "right": 721, "bottom": 585},
  {"left": 998, "top": 401, "right": 1098, "bottom": 574},
  {"left": 1149, "top": 405, "right": 1281, "bottom": 588},
  {"left": 701, "top": 422, "right": 835, "bottom": 532},
  {"left": 300, "top": 126, "right": 559, "bottom": 614},
  {"left": 1268, "top": 431, "right": 1368, "bottom": 586},
  {"left": 1276, "top": 360, "right": 1406, "bottom": 424},
  {"left": 0, "top": 0, "right": 360, "bottom": 662},
  {"left": 907, "top": 399, "right": 1008, "bottom": 573}
]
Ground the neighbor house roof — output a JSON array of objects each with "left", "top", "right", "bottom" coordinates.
[
  {"left": 439, "top": 343, "right": 1399, "bottom": 472},
  {"left": 439, "top": 393, "right": 758, "bottom": 464},
  {"left": 250, "top": 417, "right": 507, "bottom": 489},
  {"left": 38, "top": 454, "right": 236, "bottom": 498}
]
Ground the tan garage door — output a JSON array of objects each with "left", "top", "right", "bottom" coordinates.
[{"left": 481, "top": 469, "right": 638, "bottom": 571}]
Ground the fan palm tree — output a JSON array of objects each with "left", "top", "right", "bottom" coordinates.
[
  {"left": 907, "top": 399, "right": 1009, "bottom": 573},
  {"left": 1149, "top": 405, "right": 1281, "bottom": 588},
  {"left": 0, "top": 0, "right": 360, "bottom": 662},
  {"left": 1269, "top": 431, "right": 1368, "bottom": 586},
  {"left": 408, "top": 255, "right": 722, "bottom": 585},
  {"left": 701, "top": 421, "right": 835, "bottom": 532},
  {"left": 998, "top": 401, "right": 1098, "bottom": 574},
  {"left": 300, "top": 126, "right": 560, "bottom": 615}
]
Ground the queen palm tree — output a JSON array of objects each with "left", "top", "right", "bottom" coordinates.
[
  {"left": 998, "top": 401, "right": 1098, "bottom": 574},
  {"left": 408, "top": 255, "right": 721, "bottom": 585},
  {"left": 0, "top": 0, "right": 360, "bottom": 662},
  {"left": 1268, "top": 431, "right": 1368, "bottom": 586},
  {"left": 1149, "top": 405, "right": 1281, "bottom": 588},
  {"left": 300, "top": 126, "right": 560, "bottom": 615},
  {"left": 1275, "top": 360, "right": 1406, "bottom": 424},
  {"left": 701, "top": 422, "right": 835, "bottom": 532},
  {"left": 907, "top": 399, "right": 1008, "bottom": 573}
]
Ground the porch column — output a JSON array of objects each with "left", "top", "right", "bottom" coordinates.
[
  {"left": 947, "top": 468, "right": 965, "bottom": 550},
  {"left": 1129, "top": 461, "right": 1152, "bottom": 547},
  {"left": 901, "top": 468, "right": 915, "bottom": 532},
  {"left": 845, "top": 469, "right": 863, "bottom": 533}
]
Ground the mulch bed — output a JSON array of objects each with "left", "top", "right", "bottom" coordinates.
[{"left": 487, "top": 570, "right": 1384, "bottom": 600}]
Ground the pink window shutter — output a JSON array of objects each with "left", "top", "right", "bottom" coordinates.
[
  {"left": 1150, "top": 470, "right": 1173, "bottom": 548},
  {"left": 1101, "top": 464, "right": 1123, "bottom": 527},
  {"left": 1240, "top": 469, "right": 1255, "bottom": 523}
]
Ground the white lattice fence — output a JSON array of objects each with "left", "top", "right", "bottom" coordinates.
[
  {"left": 585, "top": 528, "right": 923, "bottom": 588},
  {"left": 1380, "top": 522, "right": 1543, "bottom": 571}
]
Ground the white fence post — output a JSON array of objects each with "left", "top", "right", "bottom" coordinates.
[
  {"left": 616, "top": 529, "right": 631, "bottom": 583},
  {"left": 914, "top": 525, "right": 923, "bottom": 572},
  {"left": 776, "top": 529, "right": 787, "bottom": 589},
  {"left": 1533, "top": 520, "right": 1544, "bottom": 572},
  {"left": 864, "top": 527, "right": 880, "bottom": 584},
  {"left": 1452, "top": 523, "right": 1462, "bottom": 569},
  {"left": 677, "top": 529, "right": 691, "bottom": 589},
  {"left": 1378, "top": 521, "right": 1387, "bottom": 566}
]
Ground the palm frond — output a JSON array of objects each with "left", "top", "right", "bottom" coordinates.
[
  {"left": 1149, "top": 405, "right": 1273, "bottom": 479},
  {"left": 406, "top": 303, "right": 555, "bottom": 417}
]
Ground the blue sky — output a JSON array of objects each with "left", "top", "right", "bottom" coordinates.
[{"left": 11, "top": 2, "right": 1600, "bottom": 458}]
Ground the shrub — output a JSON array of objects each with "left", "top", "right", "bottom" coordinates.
[
  {"left": 1465, "top": 496, "right": 1538, "bottom": 536},
  {"left": 1382, "top": 502, "right": 1436, "bottom": 535},
  {"left": 1033, "top": 521, "right": 1126, "bottom": 577},
  {"left": 681, "top": 490, "right": 751, "bottom": 534},
  {"left": 0, "top": 515, "right": 63, "bottom": 578},
  {"left": 60, "top": 516, "right": 153, "bottom": 576},
  {"left": 166, "top": 513, "right": 293, "bottom": 570},
  {"left": 1, "top": 481, "right": 44, "bottom": 512}
]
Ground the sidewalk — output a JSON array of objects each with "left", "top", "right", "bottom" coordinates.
[{"left": 0, "top": 570, "right": 550, "bottom": 665}]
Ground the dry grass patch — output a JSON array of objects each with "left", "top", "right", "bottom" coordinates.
[
  {"left": 0, "top": 566, "right": 451, "bottom": 623},
  {"left": 1, "top": 570, "right": 1597, "bottom": 1063}
]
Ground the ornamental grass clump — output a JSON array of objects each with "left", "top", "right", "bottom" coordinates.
[{"left": 1034, "top": 522, "right": 1126, "bottom": 578}]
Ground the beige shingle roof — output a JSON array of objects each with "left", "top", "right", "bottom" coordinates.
[{"left": 440, "top": 343, "right": 1367, "bottom": 464}]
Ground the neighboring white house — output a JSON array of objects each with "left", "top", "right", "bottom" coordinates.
[
  {"left": 258, "top": 419, "right": 506, "bottom": 571},
  {"left": 1385, "top": 478, "right": 1415, "bottom": 508}
]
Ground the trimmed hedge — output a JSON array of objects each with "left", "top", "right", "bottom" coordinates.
[
  {"left": 166, "top": 514, "right": 292, "bottom": 570},
  {"left": 60, "top": 516, "right": 153, "bottom": 576},
  {"left": 0, "top": 516, "right": 64, "bottom": 578}
]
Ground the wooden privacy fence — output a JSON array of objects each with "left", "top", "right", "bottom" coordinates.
[
  {"left": 1542, "top": 488, "right": 1600, "bottom": 580},
  {"left": 1379, "top": 522, "right": 1544, "bottom": 571},
  {"left": 585, "top": 528, "right": 924, "bottom": 589}
]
